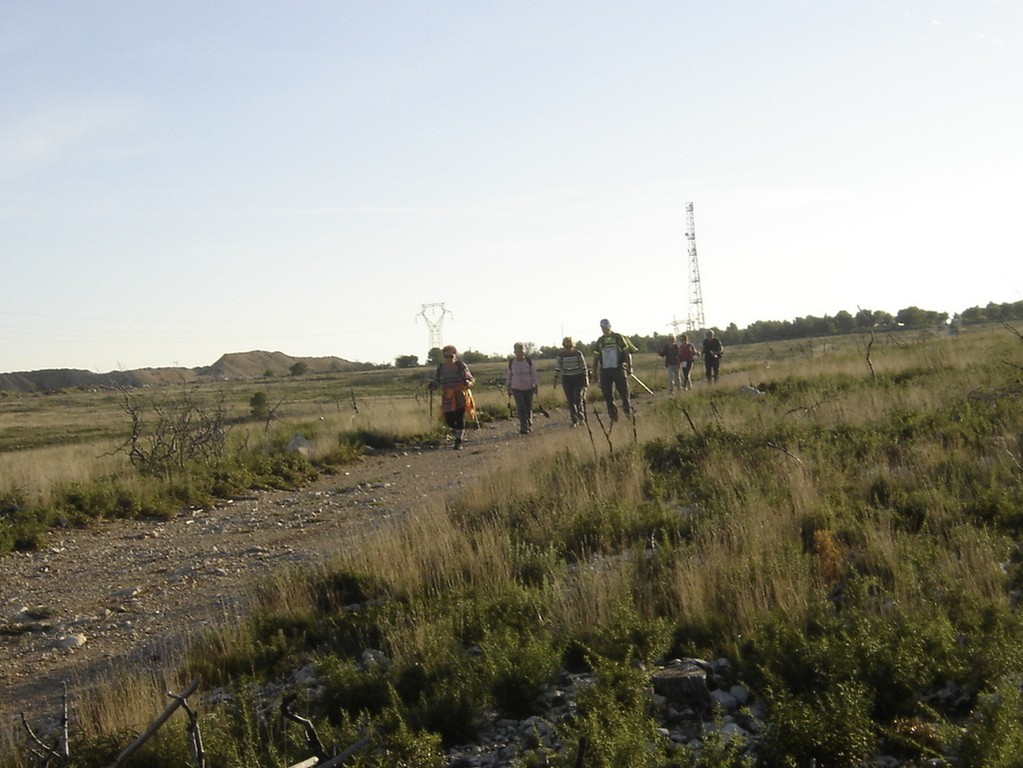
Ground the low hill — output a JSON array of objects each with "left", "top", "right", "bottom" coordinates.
[
  {"left": 0, "top": 351, "right": 369, "bottom": 394},
  {"left": 197, "top": 350, "right": 367, "bottom": 380}
]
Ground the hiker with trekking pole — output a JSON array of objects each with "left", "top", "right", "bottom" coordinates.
[
  {"left": 592, "top": 318, "right": 638, "bottom": 423},
  {"left": 428, "top": 345, "right": 475, "bottom": 450},
  {"left": 552, "top": 336, "right": 589, "bottom": 427},
  {"left": 506, "top": 342, "right": 540, "bottom": 435}
]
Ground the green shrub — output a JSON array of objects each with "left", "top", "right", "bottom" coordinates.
[
  {"left": 760, "top": 681, "right": 875, "bottom": 768},
  {"left": 315, "top": 657, "right": 391, "bottom": 719},
  {"left": 399, "top": 661, "right": 485, "bottom": 747},
  {"left": 481, "top": 627, "right": 561, "bottom": 718},
  {"left": 953, "top": 677, "right": 1023, "bottom": 768},
  {"left": 558, "top": 657, "right": 669, "bottom": 768}
]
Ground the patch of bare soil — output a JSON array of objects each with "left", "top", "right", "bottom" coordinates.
[{"left": 1, "top": 417, "right": 539, "bottom": 727}]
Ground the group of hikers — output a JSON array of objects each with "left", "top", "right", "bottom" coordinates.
[{"left": 428, "top": 318, "right": 724, "bottom": 449}]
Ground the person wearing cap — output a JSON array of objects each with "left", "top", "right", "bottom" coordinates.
[
  {"left": 592, "top": 319, "right": 637, "bottom": 422},
  {"left": 428, "top": 345, "right": 475, "bottom": 449}
]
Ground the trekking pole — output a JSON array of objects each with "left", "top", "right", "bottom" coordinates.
[
  {"left": 534, "top": 399, "right": 551, "bottom": 419},
  {"left": 630, "top": 371, "right": 654, "bottom": 396},
  {"left": 468, "top": 387, "right": 480, "bottom": 430}
]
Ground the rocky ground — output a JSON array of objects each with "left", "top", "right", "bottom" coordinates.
[{"left": 0, "top": 415, "right": 535, "bottom": 729}]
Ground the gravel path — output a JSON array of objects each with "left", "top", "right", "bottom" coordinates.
[{"left": 1, "top": 417, "right": 537, "bottom": 726}]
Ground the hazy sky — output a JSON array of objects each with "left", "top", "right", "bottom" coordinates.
[{"left": 2, "top": 1, "right": 1019, "bottom": 373}]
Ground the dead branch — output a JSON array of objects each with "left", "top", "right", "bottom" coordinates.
[
  {"left": 170, "top": 693, "right": 205, "bottom": 768},
  {"left": 767, "top": 441, "right": 803, "bottom": 464},
  {"left": 108, "top": 678, "right": 200, "bottom": 768},
  {"left": 262, "top": 395, "right": 288, "bottom": 434},
  {"left": 281, "top": 694, "right": 328, "bottom": 762},
  {"left": 19, "top": 712, "right": 61, "bottom": 765},
  {"left": 117, "top": 386, "right": 229, "bottom": 477},
  {"left": 282, "top": 694, "right": 371, "bottom": 768},
  {"left": 681, "top": 408, "right": 702, "bottom": 438},
  {"left": 865, "top": 330, "right": 877, "bottom": 383},
  {"left": 60, "top": 682, "right": 70, "bottom": 765},
  {"left": 1002, "top": 320, "right": 1023, "bottom": 340},
  {"left": 582, "top": 404, "right": 599, "bottom": 457},
  {"left": 783, "top": 393, "right": 846, "bottom": 418},
  {"left": 590, "top": 407, "right": 615, "bottom": 453},
  {"left": 316, "top": 734, "right": 372, "bottom": 767},
  {"left": 709, "top": 399, "right": 723, "bottom": 422}
]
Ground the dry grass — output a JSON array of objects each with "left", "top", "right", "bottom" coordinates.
[
  {"left": 0, "top": 442, "right": 129, "bottom": 505},
  {"left": 4, "top": 325, "right": 1021, "bottom": 765}
]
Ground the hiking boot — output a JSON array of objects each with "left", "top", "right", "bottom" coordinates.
[{"left": 454, "top": 437, "right": 462, "bottom": 450}]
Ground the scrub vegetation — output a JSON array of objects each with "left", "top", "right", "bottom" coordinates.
[{"left": 2, "top": 324, "right": 1023, "bottom": 766}]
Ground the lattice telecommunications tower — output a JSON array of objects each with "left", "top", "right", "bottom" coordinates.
[
  {"left": 685, "top": 202, "right": 705, "bottom": 332},
  {"left": 417, "top": 302, "right": 451, "bottom": 358}
]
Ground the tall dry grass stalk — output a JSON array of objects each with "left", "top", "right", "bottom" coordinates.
[
  {"left": 551, "top": 555, "right": 636, "bottom": 635},
  {"left": 332, "top": 498, "right": 514, "bottom": 602},
  {"left": 70, "top": 667, "right": 190, "bottom": 741}
]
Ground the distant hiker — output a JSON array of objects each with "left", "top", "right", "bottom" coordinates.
[
  {"left": 592, "top": 318, "right": 637, "bottom": 422},
  {"left": 678, "top": 333, "right": 698, "bottom": 390},
  {"left": 702, "top": 330, "right": 724, "bottom": 383},
  {"left": 429, "top": 345, "right": 475, "bottom": 450},
  {"left": 552, "top": 336, "right": 589, "bottom": 426},
  {"left": 658, "top": 334, "right": 682, "bottom": 393},
  {"left": 506, "top": 342, "right": 540, "bottom": 434}
]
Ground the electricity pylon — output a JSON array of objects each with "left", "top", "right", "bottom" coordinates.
[
  {"left": 417, "top": 303, "right": 451, "bottom": 358},
  {"left": 685, "top": 202, "right": 705, "bottom": 332}
]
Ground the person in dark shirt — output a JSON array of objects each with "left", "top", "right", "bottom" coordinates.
[{"left": 702, "top": 330, "right": 723, "bottom": 384}]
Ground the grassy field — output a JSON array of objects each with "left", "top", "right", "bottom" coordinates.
[{"left": 3, "top": 325, "right": 1023, "bottom": 766}]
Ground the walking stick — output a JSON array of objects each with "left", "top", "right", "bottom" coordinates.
[{"left": 630, "top": 371, "right": 655, "bottom": 396}]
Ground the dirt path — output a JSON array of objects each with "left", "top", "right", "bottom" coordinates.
[{"left": 0, "top": 416, "right": 545, "bottom": 726}]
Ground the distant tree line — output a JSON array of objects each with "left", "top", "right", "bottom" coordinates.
[{"left": 394, "top": 300, "right": 1023, "bottom": 366}]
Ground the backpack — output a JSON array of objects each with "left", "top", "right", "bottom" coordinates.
[{"left": 436, "top": 359, "right": 470, "bottom": 383}]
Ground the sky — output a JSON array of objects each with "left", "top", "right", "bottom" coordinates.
[{"left": 1, "top": 1, "right": 1020, "bottom": 373}]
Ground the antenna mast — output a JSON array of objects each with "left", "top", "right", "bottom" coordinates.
[
  {"left": 685, "top": 202, "right": 705, "bottom": 332},
  {"left": 417, "top": 302, "right": 452, "bottom": 357}
]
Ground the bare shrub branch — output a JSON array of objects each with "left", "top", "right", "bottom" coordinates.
[{"left": 117, "top": 385, "right": 229, "bottom": 478}]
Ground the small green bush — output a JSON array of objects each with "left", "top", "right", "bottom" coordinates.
[
  {"left": 315, "top": 657, "right": 391, "bottom": 719},
  {"left": 481, "top": 627, "right": 561, "bottom": 718},
  {"left": 559, "top": 657, "right": 668, "bottom": 768},
  {"left": 953, "top": 677, "right": 1023, "bottom": 768},
  {"left": 761, "top": 681, "right": 875, "bottom": 768}
]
